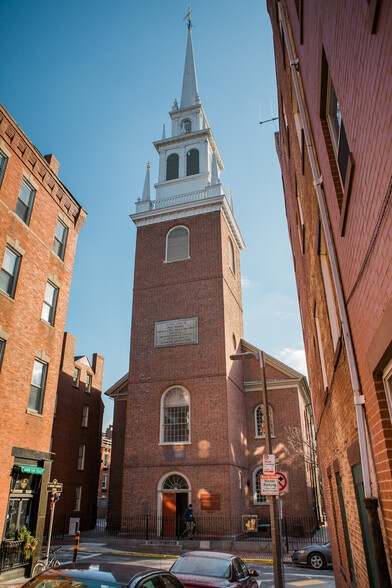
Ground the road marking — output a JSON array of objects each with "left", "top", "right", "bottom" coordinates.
[{"left": 287, "top": 581, "right": 327, "bottom": 586}]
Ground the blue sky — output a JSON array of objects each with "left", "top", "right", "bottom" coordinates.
[{"left": 1, "top": 0, "right": 306, "bottom": 430}]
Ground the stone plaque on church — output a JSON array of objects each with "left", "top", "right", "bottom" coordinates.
[{"left": 154, "top": 317, "right": 198, "bottom": 347}]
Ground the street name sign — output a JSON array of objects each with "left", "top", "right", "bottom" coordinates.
[{"left": 47, "top": 479, "right": 63, "bottom": 492}]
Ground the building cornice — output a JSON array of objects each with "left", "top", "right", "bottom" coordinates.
[{"left": 130, "top": 194, "right": 245, "bottom": 250}]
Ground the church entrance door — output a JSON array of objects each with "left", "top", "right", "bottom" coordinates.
[{"left": 160, "top": 474, "right": 189, "bottom": 538}]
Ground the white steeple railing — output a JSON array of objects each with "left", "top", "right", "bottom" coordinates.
[{"left": 153, "top": 189, "right": 206, "bottom": 210}]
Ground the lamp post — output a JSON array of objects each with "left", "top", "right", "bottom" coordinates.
[{"left": 230, "top": 350, "right": 284, "bottom": 588}]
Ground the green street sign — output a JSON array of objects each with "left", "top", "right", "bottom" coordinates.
[{"left": 20, "top": 465, "right": 45, "bottom": 475}]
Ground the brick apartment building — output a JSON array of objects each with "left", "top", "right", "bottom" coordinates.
[
  {"left": 267, "top": 1, "right": 392, "bottom": 586},
  {"left": 106, "top": 22, "right": 320, "bottom": 534},
  {"left": 0, "top": 104, "right": 86, "bottom": 555},
  {"left": 50, "top": 333, "right": 104, "bottom": 533},
  {"left": 97, "top": 425, "right": 112, "bottom": 519}
]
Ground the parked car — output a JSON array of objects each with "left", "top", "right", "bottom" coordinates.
[
  {"left": 21, "top": 561, "right": 186, "bottom": 588},
  {"left": 170, "top": 551, "right": 259, "bottom": 588},
  {"left": 291, "top": 542, "right": 332, "bottom": 569}
]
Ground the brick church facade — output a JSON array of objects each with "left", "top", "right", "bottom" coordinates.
[
  {"left": 267, "top": 0, "right": 392, "bottom": 585},
  {"left": 107, "top": 22, "right": 319, "bottom": 532}
]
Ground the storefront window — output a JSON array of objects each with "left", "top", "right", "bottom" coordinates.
[{"left": 4, "top": 466, "right": 43, "bottom": 539}]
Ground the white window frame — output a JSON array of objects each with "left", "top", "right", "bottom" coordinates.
[
  {"left": 41, "top": 281, "right": 58, "bottom": 325},
  {"left": 102, "top": 474, "right": 107, "bottom": 490},
  {"left": 74, "top": 485, "right": 82, "bottom": 511},
  {"left": 0, "top": 246, "right": 22, "bottom": 299},
  {"left": 15, "top": 179, "right": 35, "bottom": 226},
  {"left": 82, "top": 404, "right": 89, "bottom": 427},
  {"left": 315, "top": 313, "right": 328, "bottom": 390},
  {"left": 77, "top": 444, "right": 86, "bottom": 470},
  {"left": 160, "top": 385, "right": 190, "bottom": 445},
  {"left": 73, "top": 367, "right": 81, "bottom": 388},
  {"left": 320, "top": 233, "right": 340, "bottom": 350},
  {"left": 28, "top": 359, "right": 48, "bottom": 414},
  {"left": 228, "top": 239, "right": 235, "bottom": 275},
  {"left": 85, "top": 373, "right": 92, "bottom": 393},
  {"left": 0, "top": 150, "right": 8, "bottom": 187},
  {"left": 383, "top": 360, "right": 392, "bottom": 423},
  {"left": 255, "top": 404, "right": 275, "bottom": 438},
  {"left": 103, "top": 452, "right": 109, "bottom": 468},
  {"left": 53, "top": 218, "right": 68, "bottom": 260},
  {"left": 253, "top": 467, "right": 268, "bottom": 505},
  {"left": 165, "top": 226, "right": 190, "bottom": 263}
]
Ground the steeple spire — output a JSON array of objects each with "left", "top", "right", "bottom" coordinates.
[
  {"left": 141, "top": 163, "right": 150, "bottom": 201},
  {"left": 180, "top": 6, "right": 199, "bottom": 109}
]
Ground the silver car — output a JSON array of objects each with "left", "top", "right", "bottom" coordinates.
[{"left": 291, "top": 541, "right": 332, "bottom": 569}]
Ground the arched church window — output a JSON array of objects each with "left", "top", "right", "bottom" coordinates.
[
  {"left": 228, "top": 239, "right": 235, "bottom": 275},
  {"left": 162, "top": 474, "right": 189, "bottom": 490},
  {"left": 166, "top": 226, "right": 189, "bottom": 262},
  {"left": 186, "top": 149, "right": 199, "bottom": 176},
  {"left": 182, "top": 119, "right": 192, "bottom": 133},
  {"left": 166, "top": 153, "right": 179, "bottom": 181},
  {"left": 255, "top": 404, "right": 274, "bottom": 438},
  {"left": 253, "top": 467, "right": 268, "bottom": 504},
  {"left": 161, "top": 386, "right": 190, "bottom": 444}
]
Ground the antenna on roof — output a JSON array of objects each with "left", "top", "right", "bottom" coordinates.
[{"left": 184, "top": 3, "right": 193, "bottom": 30}]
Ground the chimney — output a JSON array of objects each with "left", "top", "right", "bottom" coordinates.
[{"left": 44, "top": 154, "right": 60, "bottom": 175}]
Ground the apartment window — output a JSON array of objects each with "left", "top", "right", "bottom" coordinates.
[
  {"left": 166, "top": 153, "right": 179, "bottom": 181},
  {"left": 15, "top": 180, "right": 35, "bottom": 225},
  {"left": 186, "top": 148, "right": 199, "bottom": 176},
  {"left": 319, "top": 233, "right": 340, "bottom": 350},
  {"left": 253, "top": 467, "right": 268, "bottom": 504},
  {"left": 321, "top": 51, "right": 354, "bottom": 231},
  {"left": 74, "top": 485, "right": 82, "bottom": 511},
  {"left": 383, "top": 360, "right": 392, "bottom": 423},
  {"left": 228, "top": 239, "right": 235, "bottom": 275},
  {"left": 82, "top": 404, "right": 89, "bottom": 427},
  {"left": 166, "top": 226, "right": 189, "bottom": 262},
  {"left": 255, "top": 404, "right": 275, "bottom": 438},
  {"left": 314, "top": 311, "right": 328, "bottom": 391},
  {"left": 53, "top": 219, "right": 68, "bottom": 260},
  {"left": 77, "top": 444, "right": 86, "bottom": 470},
  {"left": 102, "top": 474, "right": 107, "bottom": 490},
  {"left": 73, "top": 367, "right": 81, "bottom": 387},
  {"left": 161, "top": 386, "right": 190, "bottom": 444},
  {"left": 28, "top": 359, "right": 47, "bottom": 414},
  {"left": 0, "top": 246, "right": 21, "bottom": 298},
  {"left": 296, "top": 187, "right": 305, "bottom": 254},
  {"left": 0, "top": 338, "right": 5, "bottom": 370},
  {"left": 85, "top": 373, "right": 92, "bottom": 393},
  {"left": 41, "top": 281, "right": 58, "bottom": 325},
  {"left": 103, "top": 453, "right": 109, "bottom": 468},
  {"left": 0, "top": 151, "right": 8, "bottom": 186}
]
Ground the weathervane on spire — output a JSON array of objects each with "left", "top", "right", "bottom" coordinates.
[{"left": 184, "top": 3, "right": 192, "bottom": 30}]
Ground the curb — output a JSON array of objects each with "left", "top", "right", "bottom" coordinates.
[{"left": 76, "top": 549, "right": 275, "bottom": 564}]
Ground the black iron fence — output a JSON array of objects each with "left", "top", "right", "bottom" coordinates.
[
  {"left": 0, "top": 540, "right": 27, "bottom": 574},
  {"left": 47, "top": 514, "right": 328, "bottom": 552}
]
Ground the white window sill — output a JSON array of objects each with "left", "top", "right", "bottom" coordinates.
[
  {"left": 40, "top": 318, "right": 54, "bottom": 329},
  {"left": 164, "top": 257, "right": 190, "bottom": 264},
  {"left": 255, "top": 435, "right": 276, "bottom": 439},
  {"left": 26, "top": 409, "right": 43, "bottom": 418},
  {"left": 159, "top": 441, "right": 191, "bottom": 446},
  {"left": 0, "top": 289, "right": 15, "bottom": 302}
]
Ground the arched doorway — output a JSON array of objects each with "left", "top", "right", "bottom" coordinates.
[{"left": 158, "top": 473, "right": 190, "bottom": 538}]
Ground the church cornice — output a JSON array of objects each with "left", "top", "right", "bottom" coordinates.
[{"left": 130, "top": 193, "right": 245, "bottom": 250}]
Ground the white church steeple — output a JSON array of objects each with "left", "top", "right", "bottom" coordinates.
[{"left": 132, "top": 9, "right": 244, "bottom": 251}]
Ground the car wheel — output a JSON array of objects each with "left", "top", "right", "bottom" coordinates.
[{"left": 308, "top": 552, "right": 325, "bottom": 570}]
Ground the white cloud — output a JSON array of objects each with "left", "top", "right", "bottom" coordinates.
[
  {"left": 241, "top": 276, "right": 257, "bottom": 288},
  {"left": 277, "top": 347, "right": 308, "bottom": 376}
]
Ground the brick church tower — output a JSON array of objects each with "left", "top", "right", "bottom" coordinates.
[{"left": 108, "top": 21, "right": 248, "bottom": 527}]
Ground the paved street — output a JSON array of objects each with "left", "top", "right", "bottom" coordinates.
[{"left": 50, "top": 543, "right": 336, "bottom": 588}]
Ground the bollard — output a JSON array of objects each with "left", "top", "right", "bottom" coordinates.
[{"left": 73, "top": 531, "right": 80, "bottom": 563}]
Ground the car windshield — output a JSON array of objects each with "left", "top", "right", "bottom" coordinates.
[{"left": 171, "top": 557, "right": 231, "bottom": 578}]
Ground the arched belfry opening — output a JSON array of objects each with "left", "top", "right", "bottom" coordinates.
[{"left": 158, "top": 472, "right": 190, "bottom": 538}]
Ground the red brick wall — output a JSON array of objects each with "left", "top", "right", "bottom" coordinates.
[
  {"left": 0, "top": 104, "right": 86, "bottom": 540},
  {"left": 268, "top": 0, "right": 392, "bottom": 584}
]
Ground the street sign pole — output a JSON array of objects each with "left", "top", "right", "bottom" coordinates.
[
  {"left": 259, "top": 351, "right": 284, "bottom": 588},
  {"left": 46, "top": 500, "right": 55, "bottom": 561}
]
